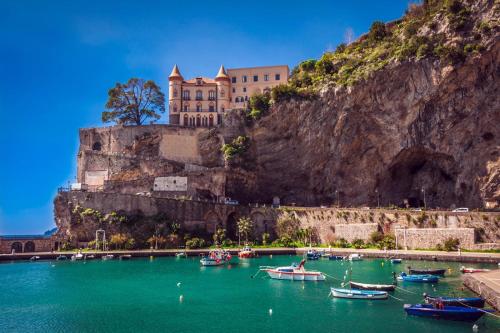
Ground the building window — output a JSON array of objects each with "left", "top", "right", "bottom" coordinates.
[
  {"left": 184, "top": 104, "right": 189, "bottom": 112},
  {"left": 243, "top": 87, "right": 246, "bottom": 93},
  {"left": 183, "top": 114, "right": 188, "bottom": 125},
  {"left": 196, "top": 115, "right": 201, "bottom": 126},
  {"left": 209, "top": 103, "right": 215, "bottom": 112},
  {"left": 253, "top": 75, "right": 258, "bottom": 82},
  {"left": 208, "top": 90, "right": 215, "bottom": 100},
  {"left": 220, "top": 89, "right": 225, "bottom": 97},
  {"left": 183, "top": 90, "right": 190, "bottom": 100},
  {"left": 231, "top": 77, "right": 236, "bottom": 83},
  {"left": 173, "top": 104, "right": 178, "bottom": 112},
  {"left": 245, "top": 96, "right": 248, "bottom": 101},
  {"left": 242, "top": 75, "right": 247, "bottom": 83},
  {"left": 232, "top": 88, "right": 235, "bottom": 93},
  {"left": 209, "top": 114, "right": 214, "bottom": 127},
  {"left": 221, "top": 106, "right": 225, "bottom": 112},
  {"left": 196, "top": 90, "right": 203, "bottom": 100},
  {"left": 196, "top": 79, "right": 202, "bottom": 85},
  {"left": 173, "top": 89, "right": 178, "bottom": 97},
  {"left": 196, "top": 103, "right": 202, "bottom": 112},
  {"left": 264, "top": 74, "right": 269, "bottom": 81},
  {"left": 275, "top": 74, "right": 281, "bottom": 80}
]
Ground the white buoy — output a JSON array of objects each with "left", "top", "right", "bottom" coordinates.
[
  {"left": 179, "top": 295, "right": 184, "bottom": 303},
  {"left": 269, "top": 308, "right": 273, "bottom": 316},
  {"left": 177, "top": 282, "right": 181, "bottom": 287},
  {"left": 270, "top": 255, "right": 273, "bottom": 259},
  {"left": 51, "top": 264, "right": 55, "bottom": 267},
  {"left": 472, "top": 324, "right": 478, "bottom": 332}
]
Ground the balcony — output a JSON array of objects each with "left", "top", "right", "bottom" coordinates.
[
  {"left": 182, "top": 96, "right": 191, "bottom": 101},
  {"left": 195, "top": 96, "right": 203, "bottom": 101}
]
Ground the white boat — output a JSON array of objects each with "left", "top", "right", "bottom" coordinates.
[
  {"left": 261, "top": 259, "right": 326, "bottom": 281},
  {"left": 176, "top": 252, "right": 187, "bottom": 258},
  {"left": 30, "top": 256, "right": 40, "bottom": 261},
  {"left": 200, "top": 250, "right": 231, "bottom": 266},
  {"left": 330, "top": 288, "right": 388, "bottom": 300},
  {"left": 71, "top": 252, "right": 84, "bottom": 261},
  {"left": 349, "top": 254, "right": 363, "bottom": 261},
  {"left": 238, "top": 246, "right": 255, "bottom": 258},
  {"left": 102, "top": 254, "right": 114, "bottom": 260}
]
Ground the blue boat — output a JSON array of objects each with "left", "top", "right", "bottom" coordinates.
[
  {"left": 328, "top": 255, "right": 345, "bottom": 260},
  {"left": 424, "top": 295, "right": 485, "bottom": 308},
  {"left": 398, "top": 272, "right": 439, "bottom": 283},
  {"left": 306, "top": 250, "right": 321, "bottom": 260},
  {"left": 330, "top": 288, "right": 388, "bottom": 300},
  {"left": 390, "top": 258, "right": 402, "bottom": 264},
  {"left": 404, "top": 304, "right": 493, "bottom": 322}
]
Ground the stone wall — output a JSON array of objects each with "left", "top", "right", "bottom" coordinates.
[
  {"left": 0, "top": 237, "right": 59, "bottom": 254},
  {"left": 394, "top": 228, "right": 475, "bottom": 250},
  {"left": 334, "top": 223, "right": 378, "bottom": 242}
]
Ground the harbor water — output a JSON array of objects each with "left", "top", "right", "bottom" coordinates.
[{"left": 0, "top": 255, "right": 498, "bottom": 332}]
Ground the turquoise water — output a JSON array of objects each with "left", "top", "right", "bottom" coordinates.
[{"left": 0, "top": 256, "right": 498, "bottom": 332}]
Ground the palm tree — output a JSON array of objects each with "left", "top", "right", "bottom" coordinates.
[{"left": 237, "top": 217, "right": 254, "bottom": 246}]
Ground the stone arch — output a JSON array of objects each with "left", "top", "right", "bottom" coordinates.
[
  {"left": 251, "top": 212, "right": 266, "bottom": 236},
  {"left": 226, "top": 211, "right": 239, "bottom": 240},
  {"left": 204, "top": 211, "right": 221, "bottom": 234},
  {"left": 24, "top": 241, "right": 35, "bottom": 252},
  {"left": 11, "top": 242, "right": 22, "bottom": 253}
]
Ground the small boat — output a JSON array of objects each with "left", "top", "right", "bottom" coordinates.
[
  {"left": 460, "top": 266, "right": 491, "bottom": 274},
  {"left": 71, "top": 252, "right": 84, "bottom": 261},
  {"left": 29, "top": 256, "right": 40, "bottom": 261},
  {"left": 404, "top": 304, "right": 493, "bottom": 322},
  {"left": 238, "top": 246, "right": 255, "bottom": 258},
  {"left": 408, "top": 267, "right": 446, "bottom": 276},
  {"left": 261, "top": 259, "right": 326, "bottom": 281},
  {"left": 424, "top": 295, "right": 485, "bottom": 308},
  {"left": 119, "top": 254, "right": 132, "bottom": 260},
  {"left": 328, "top": 255, "right": 345, "bottom": 260},
  {"left": 200, "top": 250, "right": 231, "bottom": 266},
  {"left": 330, "top": 288, "right": 388, "bottom": 300},
  {"left": 56, "top": 255, "right": 67, "bottom": 261},
  {"left": 398, "top": 272, "right": 439, "bottom": 283},
  {"left": 390, "top": 258, "right": 402, "bottom": 264},
  {"left": 349, "top": 281, "right": 395, "bottom": 291},
  {"left": 306, "top": 250, "right": 321, "bottom": 260},
  {"left": 102, "top": 254, "right": 114, "bottom": 260},
  {"left": 176, "top": 252, "right": 187, "bottom": 258},
  {"left": 349, "top": 254, "right": 363, "bottom": 261},
  {"left": 85, "top": 254, "right": 95, "bottom": 260}
]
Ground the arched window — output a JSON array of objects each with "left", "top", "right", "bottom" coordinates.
[
  {"left": 196, "top": 90, "right": 203, "bottom": 100},
  {"left": 173, "top": 104, "right": 178, "bottom": 112},
  {"left": 220, "top": 89, "right": 225, "bottom": 97},
  {"left": 235, "top": 97, "right": 239, "bottom": 103},
  {"left": 183, "top": 90, "right": 190, "bottom": 100},
  {"left": 173, "top": 88, "right": 178, "bottom": 97},
  {"left": 183, "top": 114, "right": 189, "bottom": 126},
  {"left": 196, "top": 115, "right": 201, "bottom": 127},
  {"left": 189, "top": 117, "right": 195, "bottom": 126},
  {"left": 202, "top": 116, "right": 208, "bottom": 127},
  {"left": 196, "top": 103, "right": 202, "bottom": 112},
  {"left": 209, "top": 103, "right": 215, "bottom": 112},
  {"left": 184, "top": 104, "right": 189, "bottom": 112},
  {"left": 208, "top": 90, "right": 215, "bottom": 100},
  {"left": 209, "top": 114, "right": 214, "bottom": 127},
  {"left": 221, "top": 106, "right": 225, "bottom": 112}
]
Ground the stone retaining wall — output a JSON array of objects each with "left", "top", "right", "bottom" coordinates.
[
  {"left": 394, "top": 228, "right": 475, "bottom": 249},
  {"left": 334, "top": 223, "right": 378, "bottom": 242}
]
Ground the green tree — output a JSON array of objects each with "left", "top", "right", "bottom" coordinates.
[
  {"left": 109, "top": 233, "right": 129, "bottom": 250},
  {"left": 102, "top": 78, "right": 165, "bottom": 125},
  {"left": 147, "top": 235, "right": 167, "bottom": 249},
  {"left": 237, "top": 217, "right": 254, "bottom": 244},
  {"left": 213, "top": 228, "right": 226, "bottom": 245}
]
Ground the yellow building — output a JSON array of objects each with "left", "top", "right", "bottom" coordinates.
[{"left": 168, "top": 64, "right": 289, "bottom": 126}]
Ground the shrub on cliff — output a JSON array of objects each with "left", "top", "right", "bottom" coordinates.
[
  {"left": 248, "top": 92, "right": 271, "bottom": 120},
  {"left": 443, "top": 237, "right": 460, "bottom": 251},
  {"left": 221, "top": 136, "right": 250, "bottom": 161},
  {"left": 276, "top": 212, "right": 300, "bottom": 240},
  {"left": 369, "top": 231, "right": 384, "bottom": 244},
  {"left": 351, "top": 238, "right": 366, "bottom": 249}
]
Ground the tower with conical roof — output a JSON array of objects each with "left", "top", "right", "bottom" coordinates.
[
  {"left": 215, "top": 65, "right": 230, "bottom": 122},
  {"left": 168, "top": 65, "right": 183, "bottom": 125}
]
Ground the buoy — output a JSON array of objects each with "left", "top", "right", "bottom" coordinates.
[
  {"left": 179, "top": 295, "right": 184, "bottom": 303},
  {"left": 270, "top": 255, "right": 273, "bottom": 259},
  {"left": 472, "top": 324, "right": 478, "bottom": 332},
  {"left": 177, "top": 282, "right": 181, "bottom": 287},
  {"left": 381, "top": 262, "right": 384, "bottom": 266},
  {"left": 150, "top": 256, "right": 154, "bottom": 261},
  {"left": 51, "top": 264, "right": 55, "bottom": 267},
  {"left": 269, "top": 308, "right": 273, "bottom": 316}
]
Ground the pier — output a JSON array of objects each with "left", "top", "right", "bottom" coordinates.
[{"left": 463, "top": 270, "right": 500, "bottom": 311}]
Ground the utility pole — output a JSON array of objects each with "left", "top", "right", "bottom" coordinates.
[
  {"left": 336, "top": 190, "right": 339, "bottom": 207},
  {"left": 421, "top": 188, "right": 426, "bottom": 210},
  {"left": 375, "top": 189, "right": 380, "bottom": 209}
]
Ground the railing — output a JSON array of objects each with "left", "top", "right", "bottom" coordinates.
[
  {"left": 180, "top": 109, "right": 217, "bottom": 113},
  {"left": 182, "top": 97, "right": 191, "bottom": 100}
]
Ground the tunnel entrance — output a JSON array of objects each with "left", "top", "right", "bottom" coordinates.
[{"left": 226, "top": 212, "right": 238, "bottom": 241}]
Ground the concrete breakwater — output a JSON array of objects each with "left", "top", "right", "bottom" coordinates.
[{"left": 463, "top": 270, "right": 500, "bottom": 311}]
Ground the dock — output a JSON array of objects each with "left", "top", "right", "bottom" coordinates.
[{"left": 463, "top": 270, "right": 500, "bottom": 311}]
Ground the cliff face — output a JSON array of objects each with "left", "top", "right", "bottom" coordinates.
[{"left": 240, "top": 12, "right": 500, "bottom": 208}]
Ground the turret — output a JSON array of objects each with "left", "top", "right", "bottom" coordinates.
[
  {"left": 215, "top": 65, "right": 230, "bottom": 114},
  {"left": 169, "top": 65, "right": 183, "bottom": 125}
]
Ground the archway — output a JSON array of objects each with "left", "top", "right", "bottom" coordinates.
[
  {"left": 24, "top": 241, "right": 35, "bottom": 252},
  {"left": 204, "top": 211, "right": 221, "bottom": 234},
  {"left": 226, "top": 212, "right": 238, "bottom": 240},
  {"left": 11, "top": 242, "right": 22, "bottom": 253}
]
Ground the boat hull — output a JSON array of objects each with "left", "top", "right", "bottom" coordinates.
[
  {"left": 409, "top": 269, "right": 446, "bottom": 276},
  {"left": 331, "top": 288, "right": 388, "bottom": 300},
  {"left": 349, "top": 281, "right": 395, "bottom": 291},
  {"left": 200, "top": 258, "right": 225, "bottom": 266},
  {"left": 399, "top": 274, "right": 439, "bottom": 283},
  {"left": 264, "top": 269, "right": 325, "bottom": 281},
  {"left": 404, "top": 304, "right": 490, "bottom": 322},
  {"left": 328, "top": 255, "right": 344, "bottom": 260},
  {"left": 460, "top": 268, "right": 490, "bottom": 274},
  {"left": 425, "top": 296, "right": 485, "bottom": 308}
]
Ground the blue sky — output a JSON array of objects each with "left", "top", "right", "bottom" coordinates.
[{"left": 0, "top": 0, "right": 411, "bottom": 234}]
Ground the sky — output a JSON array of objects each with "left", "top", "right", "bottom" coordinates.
[{"left": 0, "top": 0, "right": 411, "bottom": 234}]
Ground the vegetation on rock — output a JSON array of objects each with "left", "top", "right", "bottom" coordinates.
[{"left": 221, "top": 136, "right": 250, "bottom": 160}]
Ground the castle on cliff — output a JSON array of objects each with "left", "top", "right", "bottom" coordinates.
[{"left": 168, "top": 64, "right": 289, "bottom": 126}]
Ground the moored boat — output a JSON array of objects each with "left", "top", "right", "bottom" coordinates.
[
  {"left": 56, "top": 255, "right": 67, "bottom": 261},
  {"left": 460, "top": 266, "right": 491, "bottom": 274},
  {"left": 349, "top": 281, "right": 395, "bottom": 291},
  {"left": 238, "top": 246, "right": 255, "bottom": 258},
  {"left": 102, "top": 254, "right": 114, "bottom": 260},
  {"left": 328, "top": 255, "right": 345, "bottom": 260},
  {"left": 390, "top": 258, "right": 402, "bottom": 264},
  {"left": 398, "top": 272, "right": 439, "bottom": 283},
  {"left": 29, "top": 256, "right": 40, "bottom": 261},
  {"left": 200, "top": 250, "right": 231, "bottom": 266},
  {"left": 71, "top": 252, "right": 84, "bottom": 261},
  {"left": 349, "top": 254, "right": 363, "bottom": 261},
  {"left": 403, "top": 304, "right": 493, "bottom": 322},
  {"left": 424, "top": 295, "right": 485, "bottom": 308},
  {"left": 262, "top": 259, "right": 326, "bottom": 281},
  {"left": 330, "top": 288, "right": 388, "bottom": 300},
  {"left": 119, "top": 254, "right": 132, "bottom": 260},
  {"left": 306, "top": 250, "right": 321, "bottom": 260},
  {"left": 175, "top": 252, "right": 187, "bottom": 258},
  {"left": 408, "top": 267, "right": 446, "bottom": 276}
]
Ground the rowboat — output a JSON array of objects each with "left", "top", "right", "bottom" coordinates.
[
  {"left": 200, "top": 250, "right": 231, "bottom": 266},
  {"left": 119, "top": 254, "right": 132, "bottom": 260},
  {"left": 306, "top": 250, "right": 321, "bottom": 260},
  {"left": 390, "top": 258, "right": 402, "bottom": 264},
  {"left": 330, "top": 288, "right": 388, "bottom": 300},
  {"left": 349, "top": 281, "right": 395, "bottom": 291},
  {"left": 329, "top": 255, "right": 345, "bottom": 260},
  {"left": 56, "top": 255, "right": 67, "bottom": 261},
  {"left": 261, "top": 259, "right": 326, "bottom": 281},
  {"left": 424, "top": 295, "right": 485, "bottom": 308},
  {"left": 30, "top": 256, "right": 40, "bottom": 261},
  {"left": 176, "top": 252, "right": 187, "bottom": 258},
  {"left": 404, "top": 304, "right": 493, "bottom": 322},
  {"left": 408, "top": 267, "right": 446, "bottom": 276},
  {"left": 460, "top": 266, "right": 491, "bottom": 274},
  {"left": 71, "top": 252, "right": 84, "bottom": 261},
  {"left": 238, "top": 246, "right": 255, "bottom": 258},
  {"left": 349, "top": 254, "right": 362, "bottom": 261},
  {"left": 102, "top": 254, "right": 114, "bottom": 260},
  {"left": 398, "top": 272, "right": 439, "bottom": 283}
]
